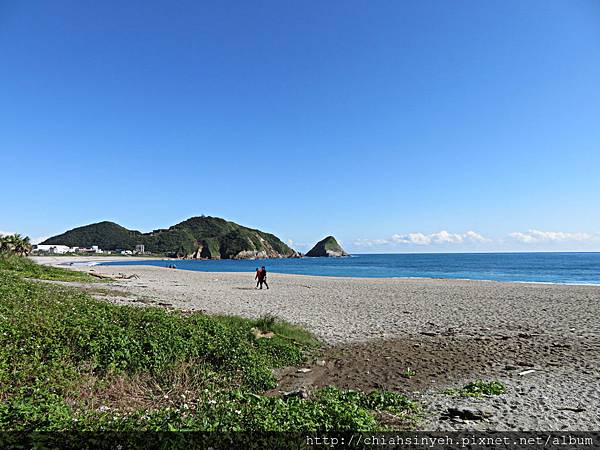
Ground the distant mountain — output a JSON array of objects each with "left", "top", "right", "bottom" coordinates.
[
  {"left": 42, "top": 216, "right": 299, "bottom": 259},
  {"left": 305, "top": 236, "right": 349, "bottom": 257}
]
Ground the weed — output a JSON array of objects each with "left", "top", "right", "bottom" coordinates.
[
  {"left": 400, "top": 368, "right": 416, "bottom": 379},
  {"left": 444, "top": 380, "right": 506, "bottom": 397}
]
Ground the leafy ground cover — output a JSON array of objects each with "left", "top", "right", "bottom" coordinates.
[
  {"left": 444, "top": 380, "right": 506, "bottom": 398},
  {"left": 0, "top": 257, "right": 419, "bottom": 431},
  {"left": 0, "top": 255, "right": 98, "bottom": 282}
]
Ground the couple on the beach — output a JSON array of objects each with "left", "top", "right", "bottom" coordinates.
[{"left": 255, "top": 266, "right": 269, "bottom": 289}]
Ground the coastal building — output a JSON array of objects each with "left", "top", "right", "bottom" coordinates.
[
  {"left": 32, "top": 244, "right": 73, "bottom": 254},
  {"left": 73, "top": 246, "right": 103, "bottom": 254},
  {"left": 135, "top": 244, "right": 145, "bottom": 254}
]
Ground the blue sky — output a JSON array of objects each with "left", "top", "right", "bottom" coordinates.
[{"left": 1, "top": 1, "right": 600, "bottom": 253}]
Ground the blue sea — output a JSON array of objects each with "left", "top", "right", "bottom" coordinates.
[{"left": 100, "top": 252, "right": 600, "bottom": 285}]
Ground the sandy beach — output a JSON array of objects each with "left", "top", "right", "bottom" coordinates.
[{"left": 31, "top": 256, "right": 600, "bottom": 430}]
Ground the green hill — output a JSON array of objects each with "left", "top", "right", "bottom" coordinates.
[
  {"left": 42, "top": 221, "right": 144, "bottom": 250},
  {"left": 305, "top": 236, "right": 349, "bottom": 257},
  {"left": 42, "top": 216, "right": 299, "bottom": 259}
]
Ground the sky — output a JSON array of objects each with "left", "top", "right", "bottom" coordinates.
[{"left": 1, "top": 1, "right": 600, "bottom": 253}]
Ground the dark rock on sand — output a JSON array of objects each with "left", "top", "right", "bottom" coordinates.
[
  {"left": 283, "top": 389, "right": 309, "bottom": 400},
  {"left": 446, "top": 407, "right": 494, "bottom": 421}
]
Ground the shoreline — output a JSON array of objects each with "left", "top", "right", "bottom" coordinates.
[
  {"left": 31, "top": 257, "right": 600, "bottom": 344},
  {"left": 32, "top": 256, "right": 600, "bottom": 287},
  {"left": 27, "top": 256, "right": 600, "bottom": 430}
]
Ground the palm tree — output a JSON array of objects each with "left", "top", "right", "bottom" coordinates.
[
  {"left": 0, "top": 234, "right": 32, "bottom": 256},
  {"left": 14, "top": 235, "right": 32, "bottom": 257},
  {"left": 0, "top": 235, "right": 14, "bottom": 254}
]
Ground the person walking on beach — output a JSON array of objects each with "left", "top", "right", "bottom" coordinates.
[
  {"left": 254, "top": 266, "right": 269, "bottom": 289},
  {"left": 255, "top": 267, "right": 261, "bottom": 288},
  {"left": 260, "top": 266, "right": 269, "bottom": 290}
]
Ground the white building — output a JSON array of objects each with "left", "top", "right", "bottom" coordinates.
[
  {"left": 32, "top": 245, "right": 73, "bottom": 254},
  {"left": 75, "top": 246, "right": 103, "bottom": 254},
  {"left": 32, "top": 244, "right": 104, "bottom": 254}
]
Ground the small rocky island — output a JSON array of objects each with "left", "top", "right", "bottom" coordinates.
[{"left": 305, "top": 236, "right": 349, "bottom": 257}]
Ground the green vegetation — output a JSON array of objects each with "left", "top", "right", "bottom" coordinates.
[
  {"left": 0, "top": 257, "right": 419, "bottom": 431},
  {"left": 198, "top": 237, "right": 220, "bottom": 259},
  {"left": 0, "top": 255, "right": 96, "bottom": 282},
  {"left": 42, "top": 221, "right": 143, "bottom": 252},
  {"left": 444, "top": 380, "right": 506, "bottom": 397},
  {"left": 42, "top": 216, "right": 298, "bottom": 259},
  {"left": 400, "top": 368, "right": 416, "bottom": 379},
  {"left": 305, "top": 236, "right": 349, "bottom": 257},
  {"left": 0, "top": 233, "right": 32, "bottom": 257}
]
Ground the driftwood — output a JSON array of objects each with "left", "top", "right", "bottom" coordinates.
[
  {"left": 88, "top": 272, "right": 111, "bottom": 279},
  {"left": 251, "top": 327, "right": 275, "bottom": 339},
  {"left": 88, "top": 272, "right": 139, "bottom": 280},
  {"left": 117, "top": 273, "right": 140, "bottom": 279}
]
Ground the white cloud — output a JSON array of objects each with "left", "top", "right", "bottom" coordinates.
[
  {"left": 433, "top": 230, "right": 464, "bottom": 244},
  {"left": 353, "top": 229, "right": 600, "bottom": 249},
  {"left": 353, "top": 238, "right": 389, "bottom": 247},
  {"left": 465, "top": 231, "right": 490, "bottom": 243},
  {"left": 391, "top": 230, "right": 489, "bottom": 245},
  {"left": 509, "top": 229, "right": 600, "bottom": 244},
  {"left": 355, "top": 230, "right": 490, "bottom": 247},
  {"left": 0, "top": 231, "right": 15, "bottom": 237},
  {"left": 391, "top": 233, "right": 432, "bottom": 245}
]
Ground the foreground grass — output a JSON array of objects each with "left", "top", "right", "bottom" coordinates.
[
  {"left": 0, "top": 255, "right": 98, "bottom": 282},
  {"left": 0, "top": 257, "right": 419, "bottom": 431}
]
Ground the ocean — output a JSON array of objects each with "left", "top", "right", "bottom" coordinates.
[{"left": 100, "top": 252, "right": 600, "bottom": 285}]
